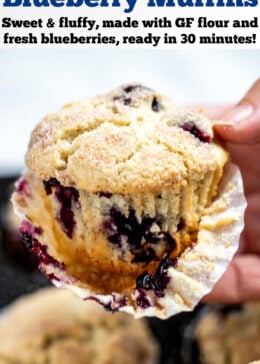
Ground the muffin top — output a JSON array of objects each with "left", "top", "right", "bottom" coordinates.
[
  {"left": 26, "top": 84, "right": 228, "bottom": 193},
  {"left": 0, "top": 288, "right": 158, "bottom": 364}
]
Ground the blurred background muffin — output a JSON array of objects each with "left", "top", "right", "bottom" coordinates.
[
  {"left": 194, "top": 302, "right": 260, "bottom": 364},
  {"left": 0, "top": 287, "right": 159, "bottom": 364}
]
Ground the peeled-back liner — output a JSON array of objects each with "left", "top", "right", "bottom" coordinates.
[{"left": 12, "top": 163, "right": 246, "bottom": 319}]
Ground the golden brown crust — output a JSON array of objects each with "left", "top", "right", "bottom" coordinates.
[
  {"left": 26, "top": 84, "right": 228, "bottom": 193},
  {"left": 0, "top": 288, "right": 158, "bottom": 364}
]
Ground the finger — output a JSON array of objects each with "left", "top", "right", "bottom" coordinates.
[
  {"left": 203, "top": 254, "right": 260, "bottom": 303},
  {"left": 239, "top": 193, "right": 260, "bottom": 254},
  {"left": 214, "top": 79, "right": 260, "bottom": 144}
]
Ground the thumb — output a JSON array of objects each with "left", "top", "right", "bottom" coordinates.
[{"left": 214, "top": 79, "right": 260, "bottom": 144}]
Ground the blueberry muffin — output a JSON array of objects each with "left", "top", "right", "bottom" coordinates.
[
  {"left": 0, "top": 287, "right": 158, "bottom": 364},
  {"left": 12, "top": 84, "right": 246, "bottom": 318},
  {"left": 195, "top": 303, "right": 260, "bottom": 364}
]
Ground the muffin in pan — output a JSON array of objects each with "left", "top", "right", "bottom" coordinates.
[
  {"left": 0, "top": 287, "right": 158, "bottom": 364},
  {"left": 12, "top": 84, "right": 246, "bottom": 318}
]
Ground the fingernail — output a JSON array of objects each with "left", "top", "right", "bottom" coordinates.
[{"left": 214, "top": 103, "right": 254, "bottom": 126}]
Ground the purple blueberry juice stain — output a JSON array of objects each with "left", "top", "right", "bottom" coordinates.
[
  {"left": 103, "top": 207, "right": 176, "bottom": 265},
  {"left": 171, "top": 258, "right": 179, "bottom": 269},
  {"left": 20, "top": 220, "right": 43, "bottom": 236},
  {"left": 43, "top": 178, "right": 79, "bottom": 239},
  {"left": 136, "top": 289, "right": 151, "bottom": 309},
  {"left": 136, "top": 255, "right": 174, "bottom": 297},
  {"left": 55, "top": 186, "right": 79, "bottom": 239},
  {"left": 181, "top": 123, "right": 211, "bottom": 143},
  {"left": 20, "top": 220, "right": 65, "bottom": 271},
  {"left": 46, "top": 272, "right": 62, "bottom": 282},
  {"left": 87, "top": 295, "right": 127, "bottom": 312},
  {"left": 16, "top": 178, "right": 30, "bottom": 196},
  {"left": 117, "top": 296, "right": 127, "bottom": 309}
]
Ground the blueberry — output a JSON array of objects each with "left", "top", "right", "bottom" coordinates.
[
  {"left": 113, "top": 84, "right": 153, "bottom": 106},
  {"left": 151, "top": 97, "right": 161, "bottom": 112},
  {"left": 135, "top": 255, "right": 174, "bottom": 297},
  {"left": 20, "top": 221, "right": 65, "bottom": 270},
  {"left": 108, "top": 234, "right": 124, "bottom": 247},
  {"left": 136, "top": 289, "right": 151, "bottom": 309},
  {"left": 136, "top": 272, "right": 153, "bottom": 290},
  {"left": 43, "top": 178, "right": 79, "bottom": 239},
  {"left": 21, "top": 232, "right": 34, "bottom": 250},
  {"left": 123, "top": 85, "right": 138, "bottom": 93},
  {"left": 103, "top": 207, "right": 176, "bottom": 265},
  {"left": 123, "top": 98, "right": 132, "bottom": 105},
  {"left": 181, "top": 123, "right": 211, "bottom": 143},
  {"left": 16, "top": 178, "right": 30, "bottom": 196},
  {"left": 43, "top": 178, "right": 60, "bottom": 195},
  {"left": 123, "top": 84, "right": 150, "bottom": 93}
]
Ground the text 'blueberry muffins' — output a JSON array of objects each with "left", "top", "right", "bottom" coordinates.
[
  {"left": 0, "top": 287, "right": 158, "bottom": 364},
  {"left": 12, "top": 84, "right": 246, "bottom": 318}
]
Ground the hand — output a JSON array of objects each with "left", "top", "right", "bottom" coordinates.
[{"left": 203, "top": 79, "right": 260, "bottom": 303}]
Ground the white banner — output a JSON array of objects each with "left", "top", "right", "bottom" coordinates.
[{"left": 0, "top": 2, "right": 259, "bottom": 48}]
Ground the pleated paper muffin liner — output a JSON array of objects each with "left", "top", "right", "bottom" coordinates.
[{"left": 12, "top": 162, "right": 246, "bottom": 319}]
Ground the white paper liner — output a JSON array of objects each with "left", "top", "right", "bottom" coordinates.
[{"left": 12, "top": 163, "right": 246, "bottom": 319}]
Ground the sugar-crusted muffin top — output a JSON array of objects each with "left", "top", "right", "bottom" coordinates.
[
  {"left": 26, "top": 84, "right": 228, "bottom": 194},
  {"left": 0, "top": 288, "right": 158, "bottom": 364}
]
